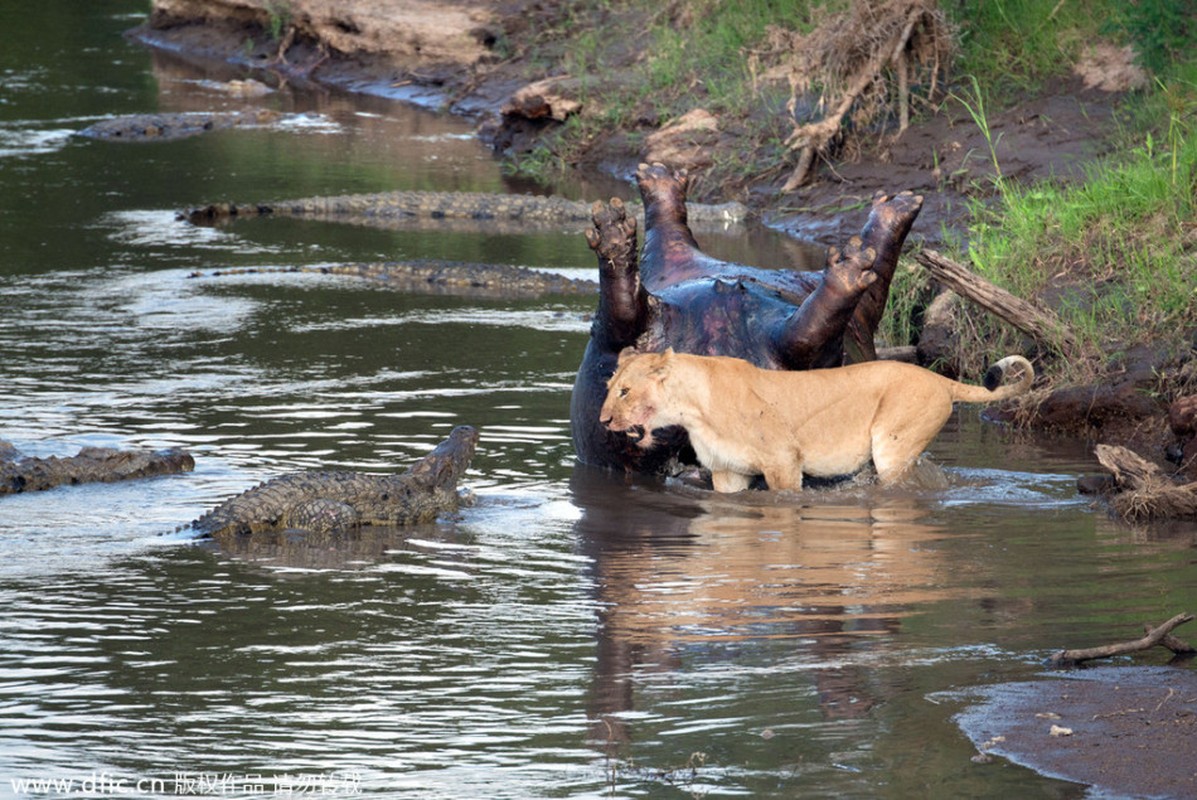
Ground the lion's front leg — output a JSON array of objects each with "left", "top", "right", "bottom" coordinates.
[
  {"left": 762, "top": 459, "right": 805, "bottom": 492},
  {"left": 711, "top": 470, "right": 753, "bottom": 493}
]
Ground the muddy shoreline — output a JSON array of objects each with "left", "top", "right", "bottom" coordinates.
[{"left": 127, "top": 1, "right": 1125, "bottom": 245}]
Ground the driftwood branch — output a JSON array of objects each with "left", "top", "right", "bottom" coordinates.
[
  {"left": 1149, "top": 622, "right": 1197, "bottom": 656},
  {"left": 1094, "top": 443, "right": 1197, "bottom": 520},
  {"left": 1095, "top": 443, "right": 1165, "bottom": 489},
  {"left": 1050, "top": 613, "right": 1196, "bottom": 667},
  {"left": 914, "top": 249, "right": 1078, "bottom": 354}
]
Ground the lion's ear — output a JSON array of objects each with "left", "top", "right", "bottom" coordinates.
[
  {"left": 652, "top": 347, "right": 676, "bottom": 377},
  {"left": 616, "top": 346, "right": 637, "bottom": 365}
]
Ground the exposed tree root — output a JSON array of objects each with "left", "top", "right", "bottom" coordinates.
[{"left": 755, "top": 0, "right": 955, "bottom": 191}]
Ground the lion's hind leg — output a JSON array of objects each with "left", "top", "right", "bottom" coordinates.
[{"left": 870, "top": 408, "right": 951, "bottom": 485}]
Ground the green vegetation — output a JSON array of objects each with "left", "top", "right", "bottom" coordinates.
[
  {"left": 928, "top": 69, "right": 1197, "bottom": 384},
  {"left": 506, "top": 0, "right": 820, "bottom": 187},
  {"left": 512, "top": 0, "right": 1177, "bottom": 191},
  {"left": 264, "top": 0, "right": 293, "bottom": 42}
]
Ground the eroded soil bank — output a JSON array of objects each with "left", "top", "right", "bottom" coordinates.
[{"left": 129, "top": 0, "right": 1128, "bottom": 241}]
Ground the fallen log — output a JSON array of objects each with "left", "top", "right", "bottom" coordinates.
[
  {"left": 1093, "top": 443, "right": 1197, "bottom": 521},
  {"left": 1050, "top": 613, "right": 1196, "bottom": 667},
  {"left": 914, "top": 249, "right": 1079, "bottom": 355}
]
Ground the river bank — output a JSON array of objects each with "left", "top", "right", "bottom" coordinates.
[
  {"left": 129, "top": 0, "right": 1134, "bottom": 242},
  {"left": 127, "top": 1, "right": 1196, "bottom": 494}
]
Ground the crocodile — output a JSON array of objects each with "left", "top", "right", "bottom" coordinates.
[
  {"left": 1, "top": 440, "right": 195, "bottom": 495},
  {"left": 182, "top": 189, "right": 749, "bottom": 232},
  {"left": 77, "top": 110, "right": 282, "bottom": 142},
  {"left": 184, "top": 425, "right": 479, "bottom": 540},
  {"left": 187, "top": 259, "right": 598, "bottom": 299}
]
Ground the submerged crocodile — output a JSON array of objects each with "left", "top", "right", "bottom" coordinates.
[
  {"left": 182, "top": 189, "right": 749, "bottom": 231},
  {"left": 188, "top": 259, "right": 598, "bottom": 298},
  {"left": 77, "top": 110, "right": 282, "bottom": 142},
  {"left": 1, "top": 440, "right": 195, "bottom": 495},
  {"left": 184, "top": 425, "right": 479, "bottom": 540}
]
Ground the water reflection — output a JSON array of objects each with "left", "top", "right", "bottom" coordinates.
[{"left": 569, "top": 467, "right": 956, "bottom": 751}]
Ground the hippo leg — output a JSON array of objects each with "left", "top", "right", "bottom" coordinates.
[
  {"left": 772, "top": 237, "right": 878, "bottom": 369},
  {"left": 572, "top": 199, "right": 655, "bottom": 470},
  {"left": 635, "top": 162, "right": 719, "bottom": 287},
  {"left": 584, "top": 198, "right": 649, "bottom": 351},
  {"left": 847, "top": 191, "right": 924, "bottom": 360},
  {"left": 771, "top": 191, "right": 923, "bottom": 368}
]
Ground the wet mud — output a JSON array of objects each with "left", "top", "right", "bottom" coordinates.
[{"left": 955, "top": 666, "right": 1197, "bottom": 798}]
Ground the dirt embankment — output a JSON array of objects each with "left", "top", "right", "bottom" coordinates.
[
  {"left": 131, "top": 0, "right": 1130, "bottom": 240},
  {"left": 133, "top": 0, "right": 533, "bottom": 112}
]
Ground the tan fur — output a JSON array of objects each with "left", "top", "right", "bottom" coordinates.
[{"left": 600, "top": 348, "right": 1034, "bottom": 492}]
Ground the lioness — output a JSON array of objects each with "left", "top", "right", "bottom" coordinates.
[{"left": 600, "top": 348, "right": 1034, "bottom": 492}]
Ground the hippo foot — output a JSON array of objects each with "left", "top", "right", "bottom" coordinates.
[
  {"left": 824, "top": 236, "right": 879, "bottom": 298},
  {"left": 866, "top": 190, "right": 925, "bottom": 234},
  {"left": 636, "top": 162, "right": 689, "bottom": 212},
  {"left": 586, "top": 198, "right": 637, "bottom": 273}
]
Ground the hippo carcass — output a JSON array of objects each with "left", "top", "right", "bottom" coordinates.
[{"left": 570, "top": 163, "right": 923, "bottom": 475}]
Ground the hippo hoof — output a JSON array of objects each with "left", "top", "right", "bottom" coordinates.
[
  {"left": 636, "top": 162, "right": 689, "bottom": 205},
  {"left": 869, "top": 190, "right": 925, "bottom": 228},
  {"left": 586, "top": 198, "right": 637, "bottom": 270},
  {"left": 826, "top": 236, "right": 879, "bottom": 296}
]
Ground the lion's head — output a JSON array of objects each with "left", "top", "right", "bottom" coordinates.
[{"left": 599, "top": 348, "right": 675, "bottom": 449}]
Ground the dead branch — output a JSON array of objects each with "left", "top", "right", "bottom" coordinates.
[
  {"left": 1147, "top": 623, "right": 1197, "bottom": 656},
  {"left": 914, "top": 249, "right": 1079, "bottom": 355},
  {"left": 1050, "top": 613, "right": 1196, "bottom": 667},
  {"left": 1094, "top": 443, "right": 1197, "bottom": 521},
  {"left": 782, "top": 14, "right": 914, "bottom": 191},
  {"left": 1095, "top": 443, "right": 1167, "bottom": 489},
  {"left": 1091, "top": 440, "right": 1197, "bottom": 522}
]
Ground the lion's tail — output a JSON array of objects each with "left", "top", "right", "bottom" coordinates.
[{"left": 948, "top": 355, "right": 1035, "bottom": 404}]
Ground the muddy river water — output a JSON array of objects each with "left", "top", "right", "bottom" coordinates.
[{"left": 2, "top": 4, "right": 1196, "bottom": 798}]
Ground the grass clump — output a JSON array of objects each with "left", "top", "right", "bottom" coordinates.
[
  {"left": 924, "top": 75, "right": 1197, "bottom": 384},
  {"left": 948, "top": 0, "right": 1105, "bottom": 98}
]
